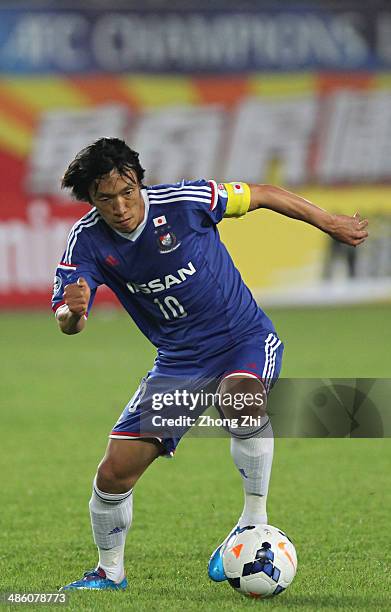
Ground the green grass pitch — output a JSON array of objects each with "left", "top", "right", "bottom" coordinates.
[{"left": 0, "top": 305, "right": 390, "bottom": 611}]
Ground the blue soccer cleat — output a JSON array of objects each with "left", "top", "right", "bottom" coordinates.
[
  {"left": 208, "top": 524, "right": 243, "bottom": 582},
  {"left": 60, "top": 567, "right": 128, "bottom": 591}
]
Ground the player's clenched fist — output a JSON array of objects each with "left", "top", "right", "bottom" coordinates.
[
  {"left": 327, "top": 212, "right": 369, "bottom": 247},
  {"left": 63, "top": 277, "right": 91, "bottom": 317}
]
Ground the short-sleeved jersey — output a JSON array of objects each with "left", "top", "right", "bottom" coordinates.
[{"left": 52, "top": 179, "right": 275, "bottom": 362}]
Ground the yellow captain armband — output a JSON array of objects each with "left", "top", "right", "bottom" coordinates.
[{"left": 222, "top": 182, "right": 251, "bottom": 218}]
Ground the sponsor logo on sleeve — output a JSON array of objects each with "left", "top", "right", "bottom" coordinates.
[
  {"left": 217, "top": 183, "right": 228, "bottom": 197},
  {"left": 53, "top": 275, "right": 62, "bottom": 296}
]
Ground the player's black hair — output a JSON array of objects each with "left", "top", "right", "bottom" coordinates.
[{"left": 61, "top": 137, "right": 146, "bottom": 202}]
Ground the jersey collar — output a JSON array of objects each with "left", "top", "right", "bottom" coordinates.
[{"left": 112, "top": 189, "right": 150, "bottom": 242}]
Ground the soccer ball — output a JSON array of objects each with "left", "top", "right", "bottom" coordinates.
[{"left": 222, "top": 524, "right": 297, "bottom": 598}]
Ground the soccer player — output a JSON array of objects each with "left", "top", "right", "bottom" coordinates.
[{"left": 53, "top": 138, "right": 368, "bottom": 590}]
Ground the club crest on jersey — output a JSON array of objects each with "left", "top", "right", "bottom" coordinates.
[
  {"left": 152, "top": 215, "right": 181, "bottom": 253},
  {"left": 158, "top": 230, "right": 179, "bottom": 252},
  {"left": 155, "top": 227, "right": 181, "bottom": 254}
]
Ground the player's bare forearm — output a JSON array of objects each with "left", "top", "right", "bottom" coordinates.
[
  {"left": 55, "top": 277, "right": 90, "bottom": 335},
  {"left": 248, "top": 184, "right": 331, "bottom": 229},
  {"left": 56, "top": 306, "right": 86, "bottom": 335},
  {"left": 248, "top": 184, "right": 369, "bottom": 247}
]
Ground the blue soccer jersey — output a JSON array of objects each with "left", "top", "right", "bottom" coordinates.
[{"left": 52, "top": 180, "right": 276, "bottom": 362}]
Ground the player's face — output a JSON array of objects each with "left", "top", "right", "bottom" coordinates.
[{"left": 89, "top": 169, "right": 144, "bottom": 233}]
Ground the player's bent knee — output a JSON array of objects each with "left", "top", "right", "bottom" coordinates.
[
  {"left": 96, "top": 460, "right": 136, "bottom": 493},
  {"left": 218, "top": 374, "right": 270, "bottom": 438},
  {"left": 218, "top": 374, "right": 267, "bottom": 420}
]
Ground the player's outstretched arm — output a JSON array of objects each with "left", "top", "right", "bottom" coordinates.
[
  {"left": 247, "top": 184, "right": 369, "bottom": 247},
  {"left": 55, "top": 277, "right": 90, "bottom": 335}
]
